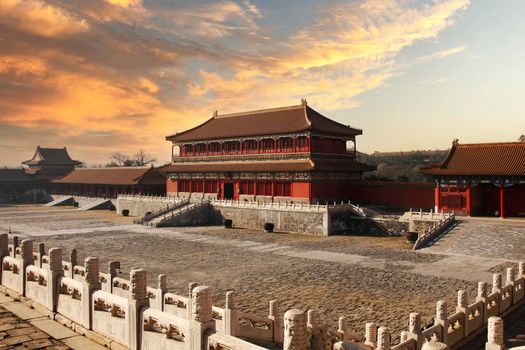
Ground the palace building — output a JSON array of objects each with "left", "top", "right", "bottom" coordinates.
[
  {"left": 420, "top": 139, "right": 525, "bottom": 218},
  {"left": 52, "top": 166, "right": 166, "bottom": 198},
  {"left": 159, "top": 100, "right": 375, "bottom": 203},
  {"left": 22, "top": 146, "right": 81, "bottom": 181}
]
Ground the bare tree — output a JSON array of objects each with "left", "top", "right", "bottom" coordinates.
[
  {"left": 106, "top": 150, "right": 155, "bottom": 167},
  {"left": 107, "top": 152, "right": 133, "bottom": 167},
  {"left": 133, "top": 149, "right": 156, "bottom": 166}
]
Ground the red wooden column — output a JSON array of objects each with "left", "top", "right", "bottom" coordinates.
[
  {"left": 434, "top": 185, "right": 441, "bottom": 212},
  {"left": 466, "top": 185, "right": 471, "bottom": 216},
  {"left": 500, "top": 185, "right": 506, "bottom": 218}
]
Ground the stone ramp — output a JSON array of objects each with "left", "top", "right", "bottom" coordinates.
[
  {"left": 44, "top": 196, "right": 74, "bottom": 207},
  {"left": 418, "top": 218, "right": 525, "bottom": 261},
  {"left": 78, "top": 198, "right": 113, "bottom": 211}
]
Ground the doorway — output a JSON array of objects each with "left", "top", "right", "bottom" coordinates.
[{"left": 224, "top": 183, "right": 234, "bottom": 200}]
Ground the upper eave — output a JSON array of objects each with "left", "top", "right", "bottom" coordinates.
[{"left": 166, "top": 102, "right": 362, "bottom": 143}]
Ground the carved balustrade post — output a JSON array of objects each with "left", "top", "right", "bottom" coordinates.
[
  {"left": 37, "top": 243, "right": 45, "bottom": 268},
  {"left": 187, "top": 281, "right": 198, "bottom": 320},
  {"left": 407, "top": 312, "right": 423, "bottom": 348},
  {"left": 283, "top": 309, "right": 307, "bottom": 350},
  {"left": 47, "top": 247, "right": 62, "bottom": 312},
  {"left": 12, "top": 236, "right": 18, "bottom": 257},
  {"left": 365, "top": 322, "right": 377, "bottom": 349},
  {"left": 337, "top": 316, "right": 347, "bottom": 341},
  {"left": 107, "top": 261, "right": 120, "bottom": 292},
  {"left": 0, "top": 234, "right": 8, "bottom": 282},
  {"left": 434, "top": 300, "right": 447, "bottom": 344},
  {"left": 376, "top": 326, "right": 391, "bottom": 350},
  {"left": 20, "top": 239, "right": 33, "bottom": 297},
  {"left": 154, "top": 274, "right": 167, "bottom": 310},
  {"left": 129, "top": 268, "right": 148, "bottom": 350},
  {"left": 485, "top": 317, "right": 504, "bottom": 350},
  {"left": 224, "top": 290, "right": 239, "bottom": 336},
  {"left": 456, "top": 290, "right": 470, "bottom": 336},
  {"left": 307, "top": 309, "right": 324, "bottom": 350},
  {"left": 477, "top": 282, "right": 488, "bottom": 303},
  {"left": 190, "top": 285, "right": 213, "bottom": 350},
  {"left": 269, "top": 299, "right": 283, "bottom": 345},
  {"left": 492, "top": 273, "right": 502, "bottom": 295},
  {"left": 81, "top": 257, "right": 100, "bottom": 328}
]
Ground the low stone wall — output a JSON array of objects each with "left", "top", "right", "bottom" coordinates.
[
  {"left": 210, "top": 205, "right": 327, "bottom": 235},
  {"left": 116, "top": 196, "right": 181, "bottom": 217},
  {"left": 49, "top": 195, "right": 116, "bottom": 209}
]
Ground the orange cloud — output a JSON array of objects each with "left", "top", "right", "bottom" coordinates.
[
  {"left": 0, "top": 0, "right": 470, "bottom": 166},
  {"left": 0, "top": 0, "right": 88, "bottom": 37}
]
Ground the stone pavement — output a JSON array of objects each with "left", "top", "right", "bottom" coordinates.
[
  {"left": 0, "top": 293, "right": 106, "bottom": 350},
  {"left": 419, "top": 217, "right": 525, "bottom": 261}
]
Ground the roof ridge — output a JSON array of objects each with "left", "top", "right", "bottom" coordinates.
[
  {"left": 77, "top": 166, "right": 151, "bottom": 170},
  {"left": 458, "top": 141, "right": 525, "bottom": 147},
  {"left": 214, "top": 104, "right": 303, "bottom": 119}
]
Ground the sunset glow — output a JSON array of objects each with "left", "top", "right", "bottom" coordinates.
[{"left": 1, "top": 0, "right": 524, "bottom": 166}]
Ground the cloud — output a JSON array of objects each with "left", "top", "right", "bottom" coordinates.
[
  {"left": 105, "top": 0, "right": 142, "bottom": 8},
  {"left": 0, "top": 0, "right": 470, "bottom": 166},
  {"left": 415, "top": 45, "right": 467, "bottom": 64},
  {"left": 0, "top": 0, "right": 89, "bottom": 37}
]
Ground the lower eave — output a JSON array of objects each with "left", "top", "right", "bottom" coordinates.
[{"left": 157, "top": 159, "right": 375, "bottom": 173}]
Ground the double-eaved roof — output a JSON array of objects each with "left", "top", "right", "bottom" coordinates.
[
  {"left": 420, "top": 140, "right": 525, "bottom": 176},
  {"left": 52, "top": 166, "right": 165, "bottom": 186},
  {"left": 22, "top": 146, "right": 81, "bottom": 166},
  {"left": 166, "top": 103, "right": 362, "bottom": 143}
]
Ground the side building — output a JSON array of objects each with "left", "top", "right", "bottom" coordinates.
[
  {"left": 159, "top": 100, "right": 375, "bottom": 203},
  {"left": 51, "top": 166, "right": 166, "bottom": 198},
  {"left": 420, "top": 139, "right": 525, "bottom": 217}
]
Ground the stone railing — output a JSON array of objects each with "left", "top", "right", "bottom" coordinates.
[
  {"left": 399, "top": 209, "right": 453, "bottom": 223},
  {"left": 413, "top": 212, "right": 456, "bottom": 250},
  {"left": 1, "top": 233, "right": 523, "bottom": 350},
  {"left": 209, "top": 198, "right": 365, "bottom": 215},
  {"left": 0, "top": 233, "right": 282, "bottom": 350}
]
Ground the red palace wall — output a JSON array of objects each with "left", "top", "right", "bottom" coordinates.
[
  {"left": 168, "top": 178, "right": 435, "bottom": 209},
  {"left": 346, "top": 181, "right": 435, "bottom": 210}
]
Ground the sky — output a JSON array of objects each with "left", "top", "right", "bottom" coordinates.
[{"left": 1, "top": 0, "right": 524, "bottom": 166}]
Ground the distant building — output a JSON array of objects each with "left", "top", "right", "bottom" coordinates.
[
  {"left": 51, "top": 166, "right": 165, "bottom": 198},
  {"left": 22, "top": 146, "right": 81, "bottom": 181},
  {"left": 1, "top": 147, "right": 81, "bottom": 201},
  {"left": 420, "top": 140, "right": 525, "bottom": 217},
  {"left": 159, "top": 100, "right": 375, "bottom": 203}
]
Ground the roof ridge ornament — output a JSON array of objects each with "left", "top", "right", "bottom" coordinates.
[
  {"left": 301, "top": 98, "right": 307, "bottom": 106},
  {"left": 213, "top": 110, "right": 218, "bottom": 117},
  {"left": 452, "top": 138, "right": 459, "bottom": 147}
]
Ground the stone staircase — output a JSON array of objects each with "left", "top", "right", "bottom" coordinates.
[
  {"left": 135, "top": 199, "right": 190, "bottom": 225},
  {"left": 146, "top": 201, "right": 210, "bottom": 227}
]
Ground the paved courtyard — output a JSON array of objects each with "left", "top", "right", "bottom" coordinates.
[
  {"left": 419, "top": 217, "right": 525, "bottom": 261},
  {"left": 0, "top": 205, "right": 523, "bottom": 347}
]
